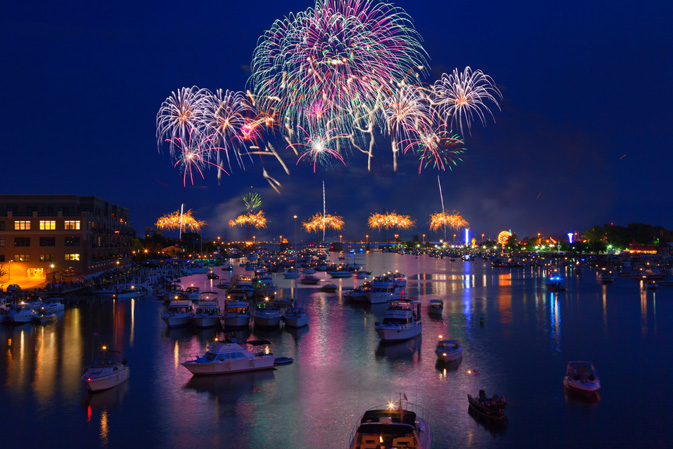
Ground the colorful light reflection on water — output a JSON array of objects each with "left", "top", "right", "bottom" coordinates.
[{"left": 0, "top": 252, "right": 671, "bottom": 448}]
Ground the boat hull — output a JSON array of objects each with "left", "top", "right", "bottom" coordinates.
[
  {"left": 224, "top": 316, "right": 250, "bottom": 328},
  {"left": 82, "top": 367, "right": 130, "bottom": 392},
  {"left": 182, "top": 357, "right": 274, "bottom": 376},
  {"left": 193, "top": 316, "right": 221, "bottom": 328},
  {"left": 435, "top": 348, "right": 463, "bottom": 362},
  {"left": 375, "top": 323, "right": 422, "bottom": 341},
  {"left": 253, "top": 314, "right": 281, "bottom": 328},
  {"left": 283, "top": 315, "right": 309, "bottom": 328},
  {"left": 162, "top": 314, "right": 194, "bottom": 328},
  {"left": 468, "top": 394, "right": 507, "bottom": 419},
  {"left": 563, "top": 377, "right": 601, "bottom": 399}
]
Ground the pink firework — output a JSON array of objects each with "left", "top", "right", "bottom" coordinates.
[
  {"left": 291, "top": 126, "right": 347, "bottom": 172},
  {"left": 167, "top": 128, "right": 229, "bottom": 186}
]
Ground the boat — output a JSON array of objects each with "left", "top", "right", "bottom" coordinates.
[
  {"left": 435, "top": 338, "right": 463, "bottom": 362},
  {"left": 34, "top": 313, "right": 58, "bottom": 324},
  {"left": 181, "top": 340, "right": 275, "bottom": 376},
  {"left": 223, "top": 300, "right": 251, "bottom": 328},
  {"left": 282, "top": 306, "right": 309, "bottom": 328},
  {"left": 348, "top": 398, "right": 432, "bottom": 449},
  {"left": 9, "top": 302, "right": 37, "bottom": 324},
  {"left": 162, "top": 283, "right": 184, "bottom": 303},
  {"left": 184, "top": 286, "right": 201, "bottom": 302},
  {"left": 274, "top": 357, "right": 294, "bottom": 365},
  {"left": 597, "top": 270, "right": 615, "bottom": 284},
  {"left": 40, "top": 298, "right": 65, "bottom": 312},
  {"left": 216, "top": 280, "right": 230, "bottom": 290},
  {"left": 468, "top": 390, "right": 508, "bottom": 419},
  {"left": 563, "top": 361, "right": 600, "bottom": 399},
  {"left": 299, "top": 274, "right": 321, "bottom": 285},
  {"left": 161, "top": 296, "right": 194, "bottom": 328},
  {"left": 546, "top": 276, "right": 566, "bottom": 292},
  {"left": 283, "top": 271, "right": 300, "bottom": 279},
  {"left": 327, "top": 267, "right": 353, "bottom": 279},
  {"left": 320, "top": 283, "right": 338, "bottom": 293},
  {"left": 113, "top": 286, "right": 146, "bottom": 300},
  {"left": 646, "top": 280, "right": 658, "bottom": 290},
  {"left": 375, "top": 300, "right": 422, "bottom": 342},
  {"left": 81, "top": 346, "right": 130, "bottom": 392},
  {"left": 193, "top": 292, "right": 221, "bottom": 328},
  {"left": 207, "top": 272, "right": 219, "bottom": 280},
  {"left": 252, "top": 301, "right": 282, "bottom": 328},
  {"left": 429, "top": 299, "right": 443, "bottom": 309}
]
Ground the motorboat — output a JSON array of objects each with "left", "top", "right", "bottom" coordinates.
[
  {"left": 435, "top": 338, "right": 463, "bottom": 362},
  {"left": 113, "top": 286, "right": 146, "bottom": 300},
  {"left": 546, "top": 276, "right": 566, "bottom": 292},
  {"left": 468, "top": 390, "right": 507, "bottom": 419},
  {"left": 348, "top": 398, "right": 432, "bottom": 449},
  {"left": 252, "top": 301, "right": 282, "bottom": 328},
  {"left": 181, "top": 340, "right": 275, "bottom": 376},
  {"left": 223, "top": 300, "right": 251, "bottom": 328},
  {"left": 216, "top": 280, "right": 230, "bottom": 290},
  {"left": 597, "top": 270, "right": 615, "bottom": 284},
  {"left": 9, "top": 303, "right": 37, "bottom": 324},
  {"left": 283, "top": 271, "right": 300, "bottom": 279},
  {"left": 252, "top": 275, "right": 275, "bottom": 297},
  {"left": 327, "top": 267, "right": 353, "bottom": 278},
  {"left": 161, "top": 296, "right": 194, "bottom": 328},
  {"left": 429, "top": 299, "right": 443, "bottom": 310},
  {"left": 366, "top": 274, "right": 406, "bottom": 304},
  {"left": 39, "top": 298, "right": 65, "bottom": 313},
  {"left": 282, "top": 306, "right": 309, "bottom": 328},
  {"left": 563, "top": 361, "right": 600, "bottom": 399},
  {"left": 207, "top": 272, "right": 219, "bottom": 280},
  {"left": 299, "top": 274, "right": 321, "bottom": 285},
  {"left": 193, "top": 292, "right": 221, "bottom": 328},
  {"left": 184, "top": 286, "right": 201, "bottom": 302},
  {"left": 343, "top": 285, "right": 369, "bottom": 302},
  {"left": 162, "top": 283, "right": 184, "bottom": 303},
  {"left": 81, "top": 347, "right": 130, "bottom": 392},
  {"left": 320, "top": 283, "right": 338, "bottom": 293},
  {"left": 35, "top": 313, "right": 58, "bottom": 325},
  {"left": 375, "top": 300, "right": 422, "bottom": 342}
]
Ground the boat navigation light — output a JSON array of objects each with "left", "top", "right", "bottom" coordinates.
[
  {"left": 102, "top": 346, "right": 107, "bottom": 351},
  {"left": 438, "top": 335, "right": 443, "bottom": 339}
]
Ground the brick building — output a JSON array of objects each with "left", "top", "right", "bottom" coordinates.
[{"left": 0, "top": 195, "right": 135, "bottom": 283}]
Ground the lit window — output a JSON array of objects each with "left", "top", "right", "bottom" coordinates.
[
  {"left": 65, "top": 253, "right": 80, "bottom": 261},
  {"left": 14, "top": 254, "right": 31, "bottom": 262},
  {"left": 39, "top": 220, "right": 56, "bottom": 230},
  {"left": 39, "top": 254, "right": 54, "bottom": 262},
  {"left": 64, "top": 220, "right": 81, "bottom": 230},
  {"left": 0, "top": 238, "right": 4, "bottom": 247},
  {"left": 14, "top": 220, "right": 30, "bottom": 230}
]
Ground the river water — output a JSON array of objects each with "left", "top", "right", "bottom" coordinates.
[{"left": 1, "top": 252, "right": 671, "bottom": 448}]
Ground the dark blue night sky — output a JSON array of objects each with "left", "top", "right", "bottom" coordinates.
[{"left": 1, "top": 0, "right": 671, "bottom": 241}]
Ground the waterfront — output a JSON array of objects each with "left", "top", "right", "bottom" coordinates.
[{"left": 1, "top": 252, "right": 672, "bottom": 448}]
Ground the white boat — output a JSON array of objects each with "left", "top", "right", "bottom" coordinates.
[
  {"left": 375, "top": 300, "right": 422, "bottom": 342},
  {"left": 193, "top": 292, "right": 221, "bottom": 328},
  {"left": 252, "top": 301, "right": 282, "bottom": 328},
  {"left": 563, "top": 361, "right": 600, "bottom": 399},
  {"left": 283, "top": 271, "right": 300, "bottom": 279},
  {"left": 327, "top": 269, "right": 353, "bottom": 279},
  {"left": 223, "top": 300, "right": 251, "bottom": 328},
  {"left": 253, "top": 276, "right": 275, "bottom": 297},
  {"left": 181, "top": 340, "right": 275, "bottom": 376},
  {"left": 9, "top": 303, "right": 37, "bottom": 324},
  {"left": 320, "top": 283, "right": 338, "bottom": 293},
  {"left": 216, "top": 281, "right": 230, "bottom": 290},
  {"left": 113, "top": 286, "right": 146, "bottom": 300},
  {"left": 161, "top": 296, "right": 194, "bottom": 328},
  {"left": 366, "top": 274, "right": 406, "bottom": 304},
  {"left": 435, "top": 338, "right": 463, "bottom": 362},
  {"left": 348, "top": 399, "right": 432, "bottom": 449},
  {"left": 40, "top": 298, "right": 65, "bottom": 313},
  {"left": 162, "top": 283, "right": 184, "bottom": 303},
  {"left": 343, "top": 286, "right": 369, "bottom": 302},
  {"left": 34, "top": 312, "right": 58, "bottom": 324},
  {"left": 301, "top": 267, "right": 317, "bottom": 275},
  {"left": 81, "top": 347, "right": 130, "bottom": 392},
  {"left": 282, "top": 306, "right": 309, "bottom": 328}
]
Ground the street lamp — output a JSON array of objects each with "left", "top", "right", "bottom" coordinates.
[
  {"left": 366, "top": 235, "right": 369, "bottom": 245},
  {"left": 481, "top": 233, "right": 484, "bottom": 242},
  {"left": 8, "top": 260, "right": 12, "bottom": 280}
]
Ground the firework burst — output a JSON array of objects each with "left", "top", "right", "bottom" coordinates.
[
  {"left": 429, "top": 211, "right": 469, "bottom": 232},
  {"left": 302, "top": 213, "right": 344, "bottom": 233},
  {"left": 432, "top": 67, "right": 502, "bottom": 136},
  {"left": 156, "top": 86, "right": 210, "bottom": 156},
  {"left": 400, "top": 126, "right": 465, "bottom": 173},
  {"left": 243, "top": 192, "right": 262, "bottom": 211},
  {"left": 292, "top": 126, "right": 347, "bottom": 172},
  {"left": 155, "top": 209, "right": 206, "bottom": 232},
  {"left": 229, "top": 211, "right": 268, "bottom": 229},
  {"left": 368, "top": 212, "right": 415, "bottom": 230},
  {"left": 166, "top": 128, "right": 229, "bottom": 186}
]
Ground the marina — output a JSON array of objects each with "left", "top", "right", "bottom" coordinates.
[{"left": 1, "top": 251, "right": 672, "bottom": 448}]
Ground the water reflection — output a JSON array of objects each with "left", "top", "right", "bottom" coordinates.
[
  {"left": 435, "top": 358, "right": 462, "bottom": 377},
  {"left": 549, "top": 292, "right": 562, "bottom": 353},
  {"left": 375, "top": 335, "right": 422, "bottom": 362},
  {"left": 183, "top": 370, "right": 275, "bottom": 404},
  {"left": 82, "top": 380, "right": 129, "bottom": 410},
  {"left": 468, "top": 405, "right": 508, "bottom": 437}
]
